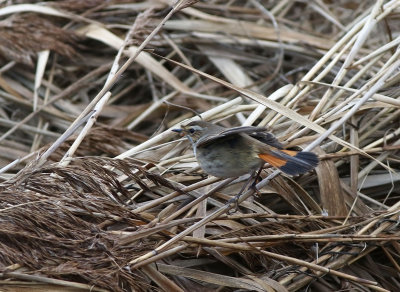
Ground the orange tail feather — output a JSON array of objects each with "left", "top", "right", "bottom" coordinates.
[
  {"left": 258, "top": 153, "right": 287, "bottom": 167},
  {"left": 258, "top": 150, "right": 318, "bottom": 175}
]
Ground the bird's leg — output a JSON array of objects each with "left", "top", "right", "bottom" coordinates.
[
  {"left": 250, "top": 165, "right": 264, "bottom": 197},
  {"left": 228, "top": 167, "right": 262, "bottom": 213}
]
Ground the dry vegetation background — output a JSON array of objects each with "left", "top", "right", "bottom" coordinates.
[{"left": 0, "top": 0, "right": 400, "bottom": 291}]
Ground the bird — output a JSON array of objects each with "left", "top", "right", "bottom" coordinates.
[{"left": 172, "top": 120, "right": 319, "bottom": 178}]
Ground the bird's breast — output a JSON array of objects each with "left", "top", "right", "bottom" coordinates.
[{"left": 195, "top": 136, "right": 262, "bottom": 178}]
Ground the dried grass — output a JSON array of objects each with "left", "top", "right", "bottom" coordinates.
[{"left": 0, "top": 0, "right": 400, "bottom": 291}]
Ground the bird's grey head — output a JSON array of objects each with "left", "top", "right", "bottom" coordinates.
[{"left": 172, "top": 121, "right": 210, "bottom": 142}]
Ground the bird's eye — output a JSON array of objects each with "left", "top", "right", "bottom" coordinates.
[{"left": 189, "top": 128, "right": 195, "bottom": 134}]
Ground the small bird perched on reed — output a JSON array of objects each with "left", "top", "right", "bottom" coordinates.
[{"left": 173, "top": 121, "right": 319, "bottom": 178}]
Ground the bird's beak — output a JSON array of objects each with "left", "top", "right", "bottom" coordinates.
[
  {"left": 172, "top": 128, "right": 182, "bottom": 133},
  {"left": 172, "top": 128, "right": 185, "bottom": 137}
]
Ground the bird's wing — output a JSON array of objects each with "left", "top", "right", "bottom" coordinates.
[{"left": 197, "top": 126, "right": 283, "bottom": 149}]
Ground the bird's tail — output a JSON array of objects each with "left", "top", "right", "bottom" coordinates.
[{"left": 258, "top": 150, "right": 319, "bottom": 175}]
